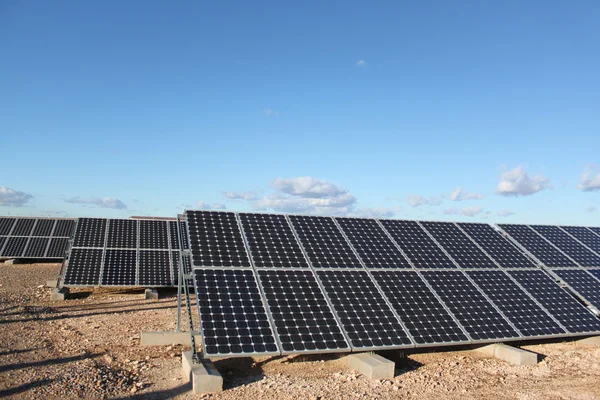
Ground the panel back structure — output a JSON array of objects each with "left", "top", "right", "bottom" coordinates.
[{"left": 0, "top": 217, "right": 75, "bottom": 259}]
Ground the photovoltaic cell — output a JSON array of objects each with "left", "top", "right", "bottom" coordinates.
[
  {"left": 458, "top": 223, "right": 536, "bottom": 268},
  {"left": 102, "top": 249, "right": 137, "bottom": 286},
  {"left": 73, "top": 218, "right": 107, "bottom": 248},
  {"left": 138, "top": 250, "right": 172, "bottom": 286},
  {"left": 53, "top": 220, "right": 75, "bottom": 237},
  {"left": 168, "top": 221, "right": 180, "bottom": 250},
  {"left": 467, "top": 270, "right": 565, "bottom": 337},
  {"left": 139, "top": 220, "right": 169, "bottom": 249},
  {"left": 186, "top": 211, "right": 250, "bottom": 268},
  {"left": 64, "top": 248, "right": 103, "bottom": 285},
  {"left": 380, "top": 220, "right": 455, "bottom": 268},
  {"left": 240, "top": 213, "right": 309, "bottom": 268},
  {"left": 24, "top": 237, "right": 50, "bottom": 258},
  {"left": 560, "top": 226, "right": 600, "bottom": 254},
  {"left": 1, "top": 237, "right": 28, "bottom": 257},
  {"left": 194, "top": 269, "right": 279, "bottom": 357},
  {"left": 530, "top": 225, "right": 600, "bottom": 267},
  {"left": 509, "top": 270, "right": 600, "bottom": 334},
  {"left": 499, "top": 224, "right": 576, "bottom": 268},
  {"left": 372, "top": 270, "right": 469, "bottom": 344},
  {"left": 12, "top": 219, "right": 36, "bottom": 236},
  {"left": 106, "top": 219, "right": 137, "bottom": 249},
  {"left": 421, "top": 222, "right": 497, "bottom": 269},
  {"left": 258, "top": 270, "right": 349, "bottom": 353},
  {"left": 551, "top": 269, "right": 600, "bottom": 311},
  {"left": 46, "top": 238, "right": 69, "bottom": 258},
  {"left": 421, "top": 271, "right": 520, "bottom": 341},
  {"left": 588, "top": 269, "right": 600, "bottom": 282},
  {"left": 0, "top": 218, "right": 16, "bottom": 235},
  {"left": 32, "top": 219, "right": 55, "bottom": 236},
  {"left": 317, "top": 270, "right": 413, "bottom": 349},
  {"left": 336, "top": 217, "right": 412, "bottom": 268},
  {"left": 289, "top": 215, "right": 362, "bottom": 268}
]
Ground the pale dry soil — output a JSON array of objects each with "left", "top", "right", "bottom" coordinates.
[{"left": 1, "top": 262, "right": 599, "bottom": 399}]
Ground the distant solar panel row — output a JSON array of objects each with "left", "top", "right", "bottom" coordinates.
[{"left": 0, "top": 217, "right": 75, "bottom": 259}]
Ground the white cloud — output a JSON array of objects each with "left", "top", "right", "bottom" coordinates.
[
  {"left": 263, "top": 109, "right": 279, "bottom": 117},
  {"left": 196, "top": 201, "right": 227, "bottom": 210},
  {"left": 349, "top": 207, "right": 395, "bottom": 218},
  {"left": 496, "top": 166, "right": 552, "bottom": 196},
  {"left": 270, "top": 177, "right": 351, "bottom": 199},
  {"left": 443, "top": 206, "right": 484, "bottom": 217},
  {"left": 212, "top": 203, "right": 227, "bottom": 210},
  {"left": 355, "top": 60, "right": 367, "bottom": 67},
  {"left": 448, "top": 187, "right": 484, "bottom": 201},
  {"left": 0, "top": 186, "right": 33, "bottom": 207},
  {"left": 586, "top": 206, "right": 597, "bottom": 213},
  {"left": 65, "top": 197, "right": 127, "bottom": 210},
  {"left": 222, "top": 191, "right": 258, "bottom": 201},
  {"left": 577, "top": 164, "right": 600, "bottom": 192},
  {"left": 407, "top": 194, "right": 427, "bottom": 207},
  {"left": 497, "top": 210, "right": 516, "bottom": 217}
]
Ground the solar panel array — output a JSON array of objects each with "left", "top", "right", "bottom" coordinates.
[
  {"left": 184, "top": 210, "right": 600, "bottom": 359},
  {"left": 0, "top": 217, "right": 75, "bottom": 259}
]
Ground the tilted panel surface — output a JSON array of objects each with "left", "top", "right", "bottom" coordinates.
[
  {"left": 64, "top": 248, "right": 103, "bottom": 285},
  {"left": 467, "top": 270, "right": 565, "bottom": 336},
  {"left": 0, "top": 218, "right": 16, "bottom": 235},
  {"left": 179, "top": 221, "right": 189, "bottom": 249},
  {"left": 186, "top": 211, "right": 250, "bottom": 268},
  {"left": 509, "top": 270, "right": 600, "bottom": 334},
  {"left": 561, "top": 226, "right": 600, "bottom": 254},
  {"left": 336, "top": 217, "right": 412, "bottom": 268},
  {"left": 171, "top": 251, "right": 192, "bottom": 285},
  {"left": 1, "top": 237, "right": 28, "bottom": 257},
  {"left": 53, "top": 220, "right": 76, "bottom": 237},
  {"left": 73, "top": 218, "right": 107, "bottom": 248},
  {"left": 102, "top": 250, "right": 137, "bottom": 286},
  {"left": 317, "top": 270, "right": 413, "bottom": 349},
  {"left": 12, "top": 219, "right": 36, "bottom": 236},
  {"left": 421, "top": 222, "right": 497, "bottom": 268},
  {"left": 240, "top": 213, "right": 309, "bottom": 268},
  {"left": 24, "top": 237, "right": 50, "bottom": 258},
  {"left": 32, "top": 219, "right": 55, "bottom": 236},
  {"left": 589, "top": 227, "right": 600, "bottom": 237},
  {"left": 499, "top": 224, "right": 576, "bottom": 267},
  {"left": 168, "top": 221, "right": 180, "bottom": 249},
  {"left": 106, "top": 219, "right": 138, "bottom": 249},
  {"left": 421, "top": 271, "right": 520, "bottom": 341},
  {"left": 530, "top": 225, "right": 600, "bottom": 267},
  {"left": 551, "top": 269, "right": 600, "bottom": 311},
  {"left": 138, "top": 250, "right": 172, "bottom": 286},
  {"left": 139, "top": 220, "right": 169, "bottom": 249},
  {"left": 258, "top": 270, "right": 349, "bottom": 353},
  {"left": 372, "top": 270, "right": 469, "bottom": 344},
  {"left": 458, "top": 223, "right": 536, "bottom": 268},
  {"left": 194, "top": 269, "right": 279, "bottom": 357},
  {"left": 380, "top": 220, "right": 455, "bottom": 268},
  {"left": 0, "top": 236, "right": 6, "bottom": 251},
  {"left": 289, "top": 215, "right": 361, "bottom": 268},
  {"left": 46, "top": 238, "right": 70, "bottom": 258}
]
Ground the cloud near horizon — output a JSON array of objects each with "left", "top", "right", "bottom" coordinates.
[
  {"left": 0, "top": 186, "right": 33, "bottom": 207},
  {"left": 577, "top": 164, "right": 600, "bottom": 192},
  {"left": 64, "top": 196, "right": 127, "bottom": 210},
  {"left": 496, "top": 166, "right": 551, "bottom": 196}
]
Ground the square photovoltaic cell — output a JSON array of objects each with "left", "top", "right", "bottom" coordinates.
[
  {"left": 32, "top": 219, "right": 55, "bottom": 236},
  {"left": 102, "top": 249, "right": 137, "bottom": 286},
  {"left": 1, "top": 237, "right": 28, "bottom": 257},
  {"left": 421, "top": 271, "right": 520, "bottom": 341},
  {"left": 258, "top": 270, "right": 349, "bottom": 353},
  {"left": 0, "top": 218, "right": 16, "bottom": 235},
  {"left": 380, "top": 220, "right": 456, "bottom": 268},
  {"left": 194, "top": 269, "right": 279, "bottom": 357},
  {"left": 509, "top": 270, "right": 600, "bottom": 334},
  {"left": 53, "top": 220, "right": 76, "bottom": 237},
  {"left": 240, "top": 213, "right": 309, "bottom": 268},
  {"left": 499, "top": 224, "right": 576, "bottom": 268},
  {"left": 289, "top": 215, "right": 362, "bottom": 268},
  {"left": 73, "top": 218, "right": 107, "bottom": 248},
  {"left": 458, "top": 223, "right": 537, "bottom": 268},
  {"left": 46, "top": 238, "right": 69, "bottom": 258},
  {"left": 561, "top": 226, "right": 600, "bottom": 254},
  {"left": 421, "top": 222, "right": 497, "bottom": 269},
  {"left": 23, "top": 237, "right": 50, "bottom": 258},
  {"left": 467, "top": 270, "right": 565, "bottom": 337},
  {"left": 186, "top": 211, "right": 251, "bottom": 268},
  {"left": 317, "top": 270, "right": 413, "bottom": 349},
  {"left": 138, "top": 250, "right": 172, "bottom": 286},
  {"left": 551, "top": 269, "right": 600, "bottom": 311},
  {"left": 106, "top": 219, "right": 138, "bottom": 249},
  {"left": 372, "top": 270, "right": 469, "bottom": 344},
  {"left": 336, "top": 217, "right": 412, "bottom": 268},
  {"left": 530, "top": 225, "right": 600, "bottom": 267},
  {"left": 139, "top": 220, "right": 169, "bottom": 249},
  {"left": 11, "top": 219, "right": 36, "bottom": 236},
  {"left": 168, "top": 221, "right": 180, "bottom": 249},
  {"left": 64, "top": 248, "right": 103, "bottom": 286}
]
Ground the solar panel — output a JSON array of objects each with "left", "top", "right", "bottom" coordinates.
[
  {"left": 380, "top": 220, "right": 455, "bottom": 268},
  {"left": 588, "top": 269, "right": 600, "bottom": 282},
  {"left": 289, "top": 215, "right": 362, "bottom": 268},
  {"left": 509, "top": 270, "right": 600, "bottom": 334},
  {"left": 12, "top": 219, "right": 36, "bottom": 236},
  {"left": 179, "top": 221, "right": 189, "bottom": 249},
  {"left": 335, "top": 217, "right": 412, "bottom": 268},
  {"left": 421, "top": 222, "right": 497, "bottom": 269},
  {"left": 101, "top": 249, "right": 137, "bottom": 286},
  {"left": 421, "top": 271, "right": 520, "bottom": 341},
  {"left": 458, "top": 223, "right": 536, "bottom": 268},
  {"left": 64, "top": 248, "right": 103, "bottom": 286},
  {"left": 316, "top": 270, "right": 413, "bottom": 349},
  {"left": 32, "top": 219, "right": 55, "bottom": 236},
  {"left": 139, "top": 220, "right": 169, "bottom": 249},
  {"left": 258, "top": 270, "right": 349, "bottom": 353},
  {"left": 23, "top": 237, "right": 50, "bottom": 258},
  {"left": 186, "top": 211, "right": 251, "bottom": 268},
  {"left": 240, "top": 213, "right": 310, "bottom": 268},
  {"left": 73, "top": 218, "right": 107, "bottom": 248},
  {"left": 499, "top": 224, "right": 576, "bottom": 268},
  {"left": 0, "top": 218, "right": 16, "bottom": 235},
  {"left": 46, "top": 238, "right": 69, "bottom": 258},
  {"left": 106, "top": 219, "right": 137, "bottom": 249},
  {"left": 53, "top": 220, "right": 75, "bottom": 237},
  {"left": 138, "top": 250, "right": 172, "bottom": 286},
  {"left": 589, "top": 227, "right": 600, "bottom": 236},
  {"left": 194, "top": 268, "right": 279, "bottom": 357},
  {"left": 551, "top": 269, "right": 600, "bottom": 311},
  {"left": 560, "top": 226, "right": 600, "bottom": 254},
  {"left": 530, "top": 225, "right": 600, "bottom": 267},
  {"left": 467, "top": 270, "right": 565, "bottom": 337},
  {"left": 168, "top": 221, "right": 180, "bottom": 250},
  {"left": 171, "top": 251, "right": 192, "bottom": 285},
  {"left": 372, "top": 270, "right": 470, "bottom": 344},
  {"left": 1, "top": 237, "right": 28, "bottom": 257},
  {"left": 0, "top": 236, "right": 6, "bottom": 252}
]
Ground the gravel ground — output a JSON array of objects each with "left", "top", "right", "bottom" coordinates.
[{"left": 1, "top": 262, "right": 600, "bottom": 399}]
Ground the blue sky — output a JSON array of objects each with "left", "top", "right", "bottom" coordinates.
[{"left": 1, "top": 1, "right": 599, "bottom": 224}]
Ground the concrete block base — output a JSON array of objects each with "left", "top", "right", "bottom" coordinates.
[
  {"left": 346, "top": 353, "right": 395, "bottom": 379},
  {"left": 476, "top": 343, "right": 538, "bottom": 365},
  {"left": 4, "top": 259, "right": 21, "bottom": 265},
  {"left": 145, "top": 288, "right": 159, "bottom": 300},
  {"left": 50, "top": 287, "right": 69, "bottom": 301},
  {"left": 46, "top": 280, "right": 58, "bottom": 288},
  {"left": 141, "top": 331, "right": 202, "bottom": 346},
  {"left": 182, "top": 351, "right": 223, "bottom": 394},
  {"left": 576, "top": 336, "right": 600, "bottom": 347}
]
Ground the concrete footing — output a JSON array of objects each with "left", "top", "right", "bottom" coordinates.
[
  {"left": 141, "top": 331, "right": 202, "bottom": 346},
  {"left": 576, "top": 336, "right": 600, "bottom": 347},
  {"left": 4, "top": 259, "right": 21, "bottom": 265},
  {"left": 182, "top": 351, "right": 223, "bottom": 394},
  {"left": 476, "top": 343, "right": 539, "bottom": 365},
  {"left": 346, "top": 353, "right": 395, "bottom": 379},
  {"left": 50, "top": 287, "right": 69, "bottom": 301},
  {"left": 145, "top": 288, "right": 159, "bottom": 300},
  {"left": 46, "top": 280, "right": 58, "bottom": 288}
]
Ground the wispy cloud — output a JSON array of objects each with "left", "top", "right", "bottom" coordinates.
[
  {"left": 196, "top": 201, "right": 227, "bottom": 210},
  {"left": 496, "top": 166, "right": 551, "bottom": 196},
  {"left": 222, "top": 191, "right": 258, "bottom": 201},
  {"left": 349, "top": 207, "right": 395, "bottom": 219},
  {"left": 497, "top": 210, "right": 516, "bottom": 217},
  {"left": 65, "top": 196, "right": 127, "bottom": 210},
  {"left": 0, "top": 186, "right": 33, "bottom": 207},
  {"left": 577, "top": 164, "right": 600, "bottom": 192},
  {"left": 448, "top": 187, "right": 484, "bottom": 201},
  {"left": 355, "top": 60, "right": 367, "bottom": 68},
  {"left": 407, "top": 194, "right": 443, "bottom": 207},
  {"left": 586, "top": 206, "right": 597, "bottom": 213},
  {"left": 263, "top": 109, "right": 279, "bottom": 117},
  {"left": 443, "top": 206, "right": 484, "bottom": 217}
]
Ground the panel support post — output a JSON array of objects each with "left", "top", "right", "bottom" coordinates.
[
  {"left": 181, "top": 351, "right": 223, "bottom": 393},
  {"left": 145, "top": 288, "right": 159, "bottom": 300},
  {"left": 476, "top": 343, "right": 539, "bottom": 365},
  {"left": 50, "top": 287, "right": 69, "bottom": 301},
  {"left": 346, "top": 353, "right": 395, "bottom": 379}
]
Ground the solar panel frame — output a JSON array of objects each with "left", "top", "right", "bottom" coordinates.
[
  {"left": 46, "top": 237, "right": 70, "bottom": 258},
  {"left": 63, "top": 248, "right": 104, "bottom": 286},
  {"left": 23, "top": 237, "right": 51, "bottom": 258},
  {"left": 530, "top": 225, "right": 600, "bottom": 268},
  {"left": 138, "top": 250, "right": 172, "bottom": 287},
  {"left": 11, "top": 218, "right": 36, "bottom": 236},
  {"left": 52, "top": 219, "right": 76, "bottom": 237},
  {"left": 1, "top": 236, "right": 29, "bottom": 257},
  {"left": 32, "top": 219, "right": 56, "bottom": 237},
  {"left": 101, "top": 249, "right": 138, "bottom": 286}
]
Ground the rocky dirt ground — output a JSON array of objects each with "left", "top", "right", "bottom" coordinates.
[{"left": 1, "top": 262, "right": 600, "bottom": 399}]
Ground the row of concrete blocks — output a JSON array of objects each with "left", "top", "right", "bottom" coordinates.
[{"left": 48, "top": 285, "right": 159, "bottom": 301}]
